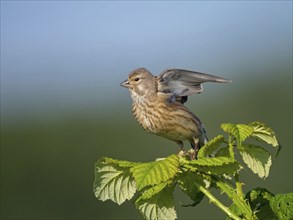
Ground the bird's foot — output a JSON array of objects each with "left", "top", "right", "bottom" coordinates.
[
  {"left": 177, "top": 149, "right": 187, "bottom": 157},
  {"left": 187, "top": 149, "right": 198, "bottom": 160}
]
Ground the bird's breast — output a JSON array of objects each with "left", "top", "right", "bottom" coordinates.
[
  {"left": 131, "top": 97, "right": 201, "bottom": 142},
  {"left": 132, "top": 100, "right": 160, "bottom": 133}
]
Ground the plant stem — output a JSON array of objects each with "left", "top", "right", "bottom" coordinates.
[
  {"left": 235, "top": 174, "right": 244, "bottom": 198},
  {"left": 228, "top": 135, "right": 235, "bottom": 160},
  {"left": 197, "top": 184, "right": 242, "bottom": 220}
]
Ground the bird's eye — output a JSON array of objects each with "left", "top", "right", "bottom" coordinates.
[{"left": 134, "top": 78, "right": 140, "bottom": 82}]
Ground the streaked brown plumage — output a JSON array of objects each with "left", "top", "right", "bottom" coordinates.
[{"left": 121, "top": 68, "right": 231, "bottom": 159}]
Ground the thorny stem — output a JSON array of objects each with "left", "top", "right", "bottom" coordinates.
[
  {"left": 229, "top": 134, "right": 245, "bottom": 199},
  {"left": 197, "top": 184, "right": 242, "bottom": 220},
  {"left": 228, "top": 135, "right": 235, "bottom": 160},
  {"left": 235, "top": 173, "right": 244, "bottom": 198}
]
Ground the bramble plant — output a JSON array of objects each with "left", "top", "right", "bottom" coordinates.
[{"left": 93, "top": 122, "right": 293, "bottom": 220}]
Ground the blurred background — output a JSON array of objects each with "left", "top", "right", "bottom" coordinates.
[{"left": 1, "top": 1, "right": 292, "bottom": 219}]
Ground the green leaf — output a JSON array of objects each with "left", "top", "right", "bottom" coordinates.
[
  {"left": 249, "top": 122, "right": 279, "bottom": 147},
  {"left": 221, "top": 123, "right": 254, "bottom": 146},
  {"left": 103, "top": 157, "right": 140, "bottom": 168},
  {"left": 197, "top": 162, "right": 241, "bottom": 176},
  {"left": 187, "top": 157, "right": 242, "bottom": 176},
  {"left": 239, "top": 145, "right": 272, "bottom": 179},
  {"left": 198, "top": 135, "right": 225, "bottom": 158},
  {"left": 247, "top": 187, "right": 274, "bottom": 202},
  {"left": 177, "top": 171, "right": 205, "bottom": 207},
  {"left": 93, "top": 158, "right": 136, "bottom": 205},
  {"left": 190, "top": 156, "right": 233, "bottom": 166},
  {"left": 245, "top": 188, "right": 277, "bottom": 220},
  {"left": 139, "top": 181, "right": 171, "bottom": 200},
  {"left": 246, "top": 188, "right": 293, "bottom": 220},
  {"left": 215, "top": 146, "right": 230, "bottom": 157},
  {"left": 130, "top": 154, "right": 179, "bottom": 190},
  {"left": 270, "top": 193, "right": 293, "bottom": 220},
  {"left": 136, "top": 186, "right": 177, "bottom": 220}
]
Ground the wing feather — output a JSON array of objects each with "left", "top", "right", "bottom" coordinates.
[{"left": 157, "top": 68, "right": 231, "bottom": 97}]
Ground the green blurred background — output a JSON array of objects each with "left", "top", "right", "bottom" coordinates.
[{"left": 1, "top": 1, "right": 292, "bottom": 219}]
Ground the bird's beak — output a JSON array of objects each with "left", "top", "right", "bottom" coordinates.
[{"left": 120, "top": 79, "right": 130, "bottom": 88}]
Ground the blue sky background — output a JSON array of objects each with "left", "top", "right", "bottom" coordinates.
[{"left": 1, "top": 1, "right": 292, "bottom": 118}]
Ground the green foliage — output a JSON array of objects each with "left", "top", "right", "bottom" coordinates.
[
  {"left": 187, "top": 157, "right": 242, "bottom": 176},
  {"left": 93, "top": 122, "right": 291, "bottom": 220},
  {"left": 93, "top": 157, "right": 137, "bottom": 205},
  {"left": 270, "top": 193, "right": 293, "bottom": 220},
  {"left": 249, "top": 122, "right": 279, "bottom": 147},
  {"left": 245, "top": 188, "right": 293, "bottom": 220},
  {"left": 197, "top": 135, "right": 225, "bottom": 158},
  {"left": 130, "top": 155, "right": 179, "bottom": 190},
  {"left": 136, "top": 186, "right": 177, "bottom": 220},
  {"left": 239, "top": 145, "right": 272, "bottom": 179},
  {"left": 217, "top": 181, "right": 255, "bottom": 219},
  {"left": 221, "top": 121, "right": 280, "bottom": 178},
  {"left": 221, "top": 123, "right": 254, "bottom": 145},
  {"left": 177, "top": 171, "right": 205, "bottom": 207}
]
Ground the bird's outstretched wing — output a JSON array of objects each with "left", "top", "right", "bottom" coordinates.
[{"left": 157, "top": 69, "right": 231, "bottom": 103}]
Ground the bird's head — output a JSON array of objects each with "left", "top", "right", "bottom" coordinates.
[{"left": 121, "top": 68, "right": 157, "bottom": 101}]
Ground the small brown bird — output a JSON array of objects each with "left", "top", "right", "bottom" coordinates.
[{"left": 121, "top": 68, "right": 231, "bottom": 159}]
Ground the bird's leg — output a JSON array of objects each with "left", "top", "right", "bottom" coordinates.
[
  {"left": 175, "top": 140, "right": 185, "bottom": 155},
  {"left": 189, "top": 139, "right": 199, "bottom": 160}
]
